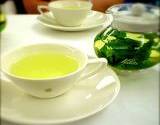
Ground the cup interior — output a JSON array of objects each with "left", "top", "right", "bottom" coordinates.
[
  {"left": 1, "top": 43, "right": 87, "bottom": 78},
  {"left": 49, "top": 1, "right": 92, "bottom": 10}
]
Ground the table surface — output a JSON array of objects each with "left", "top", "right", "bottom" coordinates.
[{"left": 1, "top": 15, "right": 159, "bottom": 125}]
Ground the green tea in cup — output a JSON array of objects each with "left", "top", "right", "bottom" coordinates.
[
  {"left": 10, "top": 52, "right": 79, "bottom": 79},
  {"left": 63, "top": 6, "right": 82, "bottom": 10},
  {"left": 1, "top": 43, "right": 107, "bottom": 98}
]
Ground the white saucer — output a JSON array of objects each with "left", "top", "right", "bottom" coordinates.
[
  {"left": 1, "top": 66, "right": 120, "bottom": 125},
  {"left": 37, "top": 11, "right": 112, "bottom": 31}
]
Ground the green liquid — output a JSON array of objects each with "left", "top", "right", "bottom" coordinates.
[
  {"left": 63, "top": 6, "right": 81, "bottom": 10},
  {"left": 0, "top": 13, "right": 6, "bottom": 32},
  {"left": 10, "top": 53, "right": 79, "bottom": 79},
  {"left": 94, "top": 27, "right": 160, "bottom": 70}
]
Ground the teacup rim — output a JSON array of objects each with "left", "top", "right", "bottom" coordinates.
[
  {"left": 48, "top": 0, "right": 93, "bottom": 11},
  {"left": 1, "top": 43, "right": 88, "bottom": 81}
]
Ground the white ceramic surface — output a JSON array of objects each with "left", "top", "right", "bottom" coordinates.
[
  {"left": 1, "top": 65, "right": 120, "bottom": 125},
  {"left": 37, "top": 11, "right": 110, "bottom": 31},
  {"left": 1, "top": 15, "right": 159, "bottom": 125},
  {"left": 38, "top": 1, "right": 92, "bottom": 27}
]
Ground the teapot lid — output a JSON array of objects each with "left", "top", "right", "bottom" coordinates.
[{"left": 106, "top": 3, "right": 159, "bottom": 33}]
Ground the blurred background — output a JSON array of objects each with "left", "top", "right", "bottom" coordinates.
[{"left": 0, "top": 0, "right": 159, "bottom": 14}]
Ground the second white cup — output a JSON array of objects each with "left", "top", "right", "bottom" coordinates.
[{"left": 38, "top": 1, "right": 92, "bottom": 27}]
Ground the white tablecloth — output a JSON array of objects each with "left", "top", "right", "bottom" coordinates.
[{"left": 1, "top": 15, "right": 159, "bottom": 125}]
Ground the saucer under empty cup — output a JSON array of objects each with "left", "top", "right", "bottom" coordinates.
[{"left": 37, "top": 10, "right": 111, "bottom": 31}]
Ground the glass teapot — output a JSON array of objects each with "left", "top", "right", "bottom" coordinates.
[{"left": 94, "top": 3, "right": 160, "bottom": 71}]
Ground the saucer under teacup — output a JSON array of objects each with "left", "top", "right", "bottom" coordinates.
[
  {"left": 1, "top": 65, "right": 120, "bottom": 124},
  {"left": 37, "top": 10, "right": 112, "bottom": 31}
]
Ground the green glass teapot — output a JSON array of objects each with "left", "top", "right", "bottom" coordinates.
[{"left": 94, "top": 3, "right": 160, "bottom": 71}]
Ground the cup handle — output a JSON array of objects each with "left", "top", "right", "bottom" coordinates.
[
  {"left": 103, "top": 12, "right": 113, "bottom": 27},
  {"left": 37, "top": 5, "right": 49, "bottom": 15},
  {"left": 37, "top": 5, "right": 55, "bottom": 21},
  {"left": 79, "top": 58, "right": 108, "bottom": 81}
]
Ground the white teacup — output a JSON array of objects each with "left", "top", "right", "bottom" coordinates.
[
  {"left": 37, "top": 1, "right": 92, "bottom": 27},
  {"left": 1, "top": 43, "right": 107, "bottom": 98}
]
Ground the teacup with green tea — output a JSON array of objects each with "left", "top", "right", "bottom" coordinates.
[{"left": 1, "top": 43, "right": 107, "bottom": 98}]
